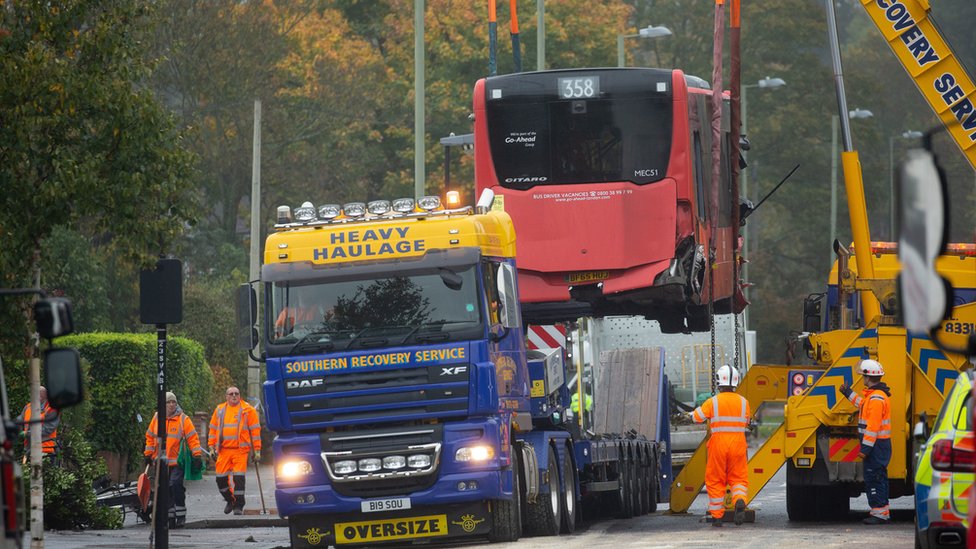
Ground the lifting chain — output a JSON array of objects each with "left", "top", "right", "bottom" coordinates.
[{"left": 708, "top": 247, "right": 717, "bottom": 395}]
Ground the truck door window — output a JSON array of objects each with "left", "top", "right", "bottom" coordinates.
[{"left": 482, "top": 261, "right": 502, "bottom": 325}]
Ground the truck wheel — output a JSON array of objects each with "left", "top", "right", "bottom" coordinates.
[
  {"left": 616, "top": 455, "right": 634, "bottom": 519},
  {"left": 634, "top": 459, "right": 646, "bottom": 515},
  {"left": 525, "top": 448, "right": 562, "bottom": 536},
  {"left": 785, "top": 480, "right": 815, "bottom": 521},
  {"left": 813, "top": 485, "right": 850, "bottom": 520},
  {"left": 560, "top": 447, "right": 578, "bottom": 534},
  {"left": 489, "top": 448, "right": 523, "bottom": 542},
  {"left": 642, "top": 452, "right": 657, "bottom": 514}
]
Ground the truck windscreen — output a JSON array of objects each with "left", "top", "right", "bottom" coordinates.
[{"left": 269, "top": 266, "right": 484, "bottom": 352}]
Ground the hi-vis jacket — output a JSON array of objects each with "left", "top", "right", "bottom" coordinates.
[
  {"left": 145, "top": 407, "right": 203, "bottom": 465},
  {"left": 19, "top": 401, "right": 59, "bottom": 454},
  {"left": 692, "top": 392, "right": 751, "bottom": 437},
  {"left": 845, "top": 382, "right": 891, "bottom": 456},
  {"left": 208, "top": 401, "right": 262, "bottom": 453}
]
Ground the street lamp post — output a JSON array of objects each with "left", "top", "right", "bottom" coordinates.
[
  {"left": 739, "top": 76, "right": 785, "bottom": 330},
  {"left": 617, "top": 25, "right": 672, "bottom": 67},
  {"left": 888, "top": 130, "right": 923, "bottom": 238},
  {"left": 829, "top": 108, "right": 873, "bottom": 266}
]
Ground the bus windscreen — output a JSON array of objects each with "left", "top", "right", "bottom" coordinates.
[{"left": 485, "top": 71, "right": 673, "bottom": 189}]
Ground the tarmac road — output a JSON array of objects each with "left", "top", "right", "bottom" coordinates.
[{"left": 39, "top": 464, "right": 916, "bottom": 549}]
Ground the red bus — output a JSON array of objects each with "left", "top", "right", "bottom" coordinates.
[{"left": 473, "top": 67, "right": 746, "bottom": 332}]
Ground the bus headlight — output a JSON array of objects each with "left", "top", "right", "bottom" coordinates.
[
  {"left": 455, "top": 445, "right": 494, "bottom": 462},
  {"left": 279, "top": 460, "right": 314, "bottom": 480}
]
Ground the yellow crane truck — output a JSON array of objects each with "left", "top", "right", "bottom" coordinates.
[{"left": 671, "top": 0, "right": 975, "bottom": 520}]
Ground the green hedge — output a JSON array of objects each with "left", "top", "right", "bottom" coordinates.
[{"left": 55, "top": 332, "right": 214, "bottom": 470}]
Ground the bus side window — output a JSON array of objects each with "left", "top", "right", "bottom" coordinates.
[{"left": 483, "top": 261, "right": 502, "bottom": 325}]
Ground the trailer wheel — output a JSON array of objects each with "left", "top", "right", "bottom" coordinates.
[
  {"left": 616, "top": 454, "right": 634, "bottom": 519},
  {"left": 813, "top": 485, "right": 850, "bottom": 520},
  {"left": 525, "top": 447, "right": 562, "bottom": 536},
  {"left": 489, "top": 447, "right": 523, "bottom": 542},
  {"left": 560, "top": 447, "right": 577, "bottom": 534},
  {"left": 644, "top": 451, "right": 658, "bottom": 514}
]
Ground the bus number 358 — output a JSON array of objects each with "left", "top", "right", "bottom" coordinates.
[{"left": 558, "top": 77, "right": 600, "bottom": 99}]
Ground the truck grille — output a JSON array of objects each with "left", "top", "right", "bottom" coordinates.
[{"left": 286, "top": 365, "right": 469, "bottom": 427}]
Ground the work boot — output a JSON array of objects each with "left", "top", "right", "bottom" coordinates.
[
  {"left": 863, "top": 515, "right": 890, "bottom": 525},
  {"left": 734, "top": 499, "right": 746, "bottom": 526},
  {"left": 223, "top": 499, "right": 235, "bottom": 515},
  {"left": 233, "top": 507, "right": 244, "bottom": 516},
  {"left": 705, "top": 516, "right": 723, "bottom": 527}
]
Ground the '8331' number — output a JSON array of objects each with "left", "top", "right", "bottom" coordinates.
[{"left": 944, "top": 321, "right": 974, "bottom": 334}]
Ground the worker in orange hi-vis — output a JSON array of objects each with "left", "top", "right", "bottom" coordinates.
[
  {"left": 690, "top": 364, "right": 751, "bottom": 527},
  {"left": 208, "top": 386, "right": 262, "bottom": 515}
]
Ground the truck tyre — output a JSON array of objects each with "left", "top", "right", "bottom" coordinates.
[
  {"left": 813, "top": 485, "right": 850, "bottom": 520},
  {"left": 632, "top": 459, "right": 645, "bottom": 516},
  {"left": 785, "top": 480, "right": 815, "bottom": 521},
  {"left": 616, "top": 454, "right": 634, "bottom": 519},
  {"left": 560, "top": 447, "right": 578, "bottom": 534},
  {"left": 643, "top": 452, "right": 658, "bottom": 514},
  {"left": 525, "top": 447, "right": 562, "bottom": 537},
  {"left": 489, "top": 448, "right": 523, "bottom": 542}
]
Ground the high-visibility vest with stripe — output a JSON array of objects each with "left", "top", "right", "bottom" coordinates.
[
  {"left": 21, "top": 402, "right": 58, "bottom": 454},
  {"left": 208, "top": 402, "right": 261, "bottom": 451},
  {"left": 692, "top": 392, "right": 751, "bottom": 435},
  {"left": 145, "top": 411, "right": 202, "bottom": 465},
  {"left": 848, "top": 388, "right": 891, "bottom": 447}
]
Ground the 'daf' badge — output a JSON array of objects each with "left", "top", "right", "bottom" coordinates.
[{"left": 452, "top": 514, "right": 486, "bottom": 533}]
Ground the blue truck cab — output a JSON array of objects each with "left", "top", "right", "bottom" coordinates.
[{"left": 243, "top": 192, "right": 543, "bottom": 546}]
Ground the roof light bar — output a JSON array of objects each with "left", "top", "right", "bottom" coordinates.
[
  {"left": 417, "top": 196, "right": 441, "bottom": 211},
  {"left": 294, "top": 202, "right": 316, "bottom": 222},
  {"left": 318, "top": 204, "right": 341, "bottom": 220},
  {"left": 343, "top": 202, "right": 366, "bottom": 217}
]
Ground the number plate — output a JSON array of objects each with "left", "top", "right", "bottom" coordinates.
[
  {"left": 361, "top": 497, "right": 412, "bottom": 513},
  {"left": 564, "top": 271, "right": 610, "bottom": 284}
]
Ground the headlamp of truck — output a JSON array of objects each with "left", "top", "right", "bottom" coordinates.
[
  {"left": 294, "top": 202, "right": 317, "bottom": 222},
  {"left": 279, "top": 460, "right": 313, "bottom": 480},
  {"left": 382, "top": 455, "right": 406, "bottom": 470},
  {"left": 455, "top": 445, "right": 494, "bottom": 462},
  {"left": 333, "top": 460, "right": 357, "bottom": 475},
  {"left": 392, "top": 198, "right": 415, "bottom": 213},
  {"left": 367, "top": 200, "right": 392, "bottom": 215},
  {"left": 343, "top": 202, "right": 366, "bottom": 217},
  {"left": 417, "top": 195, "right": 441, "bottom": 211},
  {"left": 318, "top": 204, "right": 341, "bottom": 220},
  {"left": 407, "top": 454, "right": 432, "bottom": 468},
  {"left": 357, "top": 457, "right": 382, "bottom": 472}
]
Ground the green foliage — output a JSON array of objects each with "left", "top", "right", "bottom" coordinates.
[
  {"left": 0, "top": 0, "right": 198, "bottom": 357},
  {"left": 28, "top": 424, "right": 123, "bottom": 531},
  {"left": 54, "top": 333, "right": 213, "bottom": 472},
  {"left": 39, "top": 227, "right": 112, "bottom": 333}
]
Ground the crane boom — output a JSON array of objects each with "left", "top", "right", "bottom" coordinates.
[{"left": 858, "top": 0, "right": 976, "bottom": 168}]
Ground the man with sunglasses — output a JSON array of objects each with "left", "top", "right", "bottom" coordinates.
[{"left": 208, "top": 386, "right": 262, "bottom": 515}]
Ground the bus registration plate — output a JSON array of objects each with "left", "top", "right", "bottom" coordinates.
[
  {"left": 361, "top": 497, "right": 412, "bottom": 513},
  {"left": 564, "top": 271, "right": 609, "bottom": 284}
]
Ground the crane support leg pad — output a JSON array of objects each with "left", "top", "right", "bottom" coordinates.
[{"left": 721, "top": 508, "right": 756, "bottom": 523}]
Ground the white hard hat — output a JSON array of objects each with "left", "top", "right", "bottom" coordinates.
[
  {"left": 716, "top": 364, "right": 741, "bottom": 388},
  {"left": 859, "top": 359, "right": 885, "bottom": 377}
]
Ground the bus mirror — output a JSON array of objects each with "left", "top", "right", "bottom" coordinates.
[
  {"left": 235, "top": 284, "right": 258, "bottom": 350},
  {"left": 496, "top": 264, "right": 522, "bottom": 330},
  {"left": 43, "top": 348, "right": 83, "bottom": 409},
  {"left": 34, "top": 298, "right": 74, "bottom": 339},
  {"left": 897, "top": 147, "right": 949, "bottom": 334}
]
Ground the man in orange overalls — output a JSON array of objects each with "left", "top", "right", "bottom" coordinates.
[
  {"left": 839, "top": 358, "right": 892, "bottom": 524},
  {"left": 691, "top": 364, "right": 751, "bottom": 527},
  {"left": 208, "top": 386, "right": 262, "bottom": 515}
]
